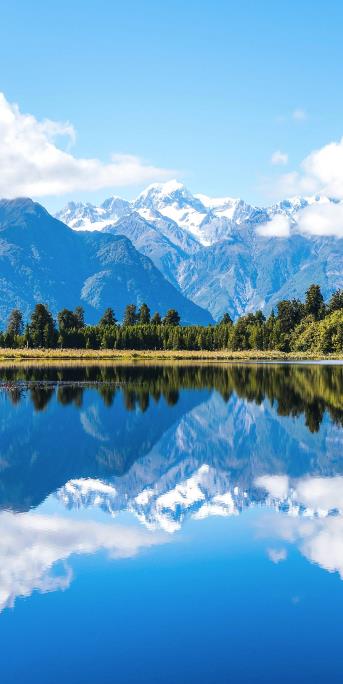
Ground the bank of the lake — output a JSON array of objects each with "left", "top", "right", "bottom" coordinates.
[{"left": 0, "top": 348, "right": 342, "bottom": 362}]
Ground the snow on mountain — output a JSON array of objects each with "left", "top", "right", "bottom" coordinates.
[
  {"left": 56, "top": 196, "right": 131, "bottom": 232},
  {"left": 56, "top": 183, "right": 343, "bottom": 321},
  {"left": 133, "top": 180, "right": 211, "bottom": 244}
]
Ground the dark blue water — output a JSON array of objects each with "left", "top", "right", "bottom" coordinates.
[{"left": 0, "top": 363, "right": 342, "bottom": 683}]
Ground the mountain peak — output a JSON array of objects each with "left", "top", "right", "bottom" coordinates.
[{"left": 135, "top": 179, "right": 191, "bottom": 203}]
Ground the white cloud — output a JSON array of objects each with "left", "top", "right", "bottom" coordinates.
[
  {"left": 261, "top": 135, "right": 343, "bottom": 238},
  {"left": 292, "top": 108, "right": 307, "bottom": 121},
  {"left": 256, "top": 214, "right": 291, "bottom": 238},
  {"left": 271, "top": 150, "right": 288, "bottom": 166},
  {"left": 276, "top": 137, "right": 343, "bottom": 200},
  {"left": 0, "top": 92, "right": 174, "bottom": 198},
  {"left": 0, "top": 510, "right": 167, "bottom": 611},
  {"left": 296, "top": 202, "right": 343, "bottom": 238},
  {"left": 267, "top": 547, "right": 287, "bottom": 564}
]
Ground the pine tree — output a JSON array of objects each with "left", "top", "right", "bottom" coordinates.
[
  {"left": 163, "top": 309, "right": 180, "bottom": 326},
  {"left": 123, "top": 304, "right": 138, "bottom": 326},
  {"left": 151, "top": 312, "right": 161, "bottom": 325},
  {"left": 305, "top": 284, "right": 325, "bottom": 320},
  {"left": 327, "top": 289, "right": 343, "bottom": 313},
  {"left": 99, "top": 307, "right": 117, "bottom": 326},
  {"left": 29, "top": 304, "right": 56, "bottom": 347},
  {"left": 58, "top": 309, "right": 78, "bottom": 332},
  {"left": 138, "top": 303, "right": 151, "bottom": 324},
  {"left": 219, "top": 312, "right": 233, "bottom": 326},
  {"left": 74, "top": 306, "right": 85, "bottom": 329},
  {"left": 7, "top": 309, "right": 24, "bottom": 338}
]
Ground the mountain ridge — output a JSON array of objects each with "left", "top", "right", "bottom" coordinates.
[
  {"left": 0, "top": 198, "right": 213, "bottom": 326},
  {"left": 57, "top": 181, "right": 343, "bottom": 320}
]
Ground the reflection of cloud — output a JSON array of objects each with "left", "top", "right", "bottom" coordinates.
[
  {"left": 262, "top": 514, "right": 343, "bottom": 579},
  {"left": 0, "top": 511, "right": 166, "bottom": 611},
  {"left": 256, "top": 475, "right": 343, "bottom": 517},
  {"left": 256, "top": 475, "right": 289, "bottom": 500},
  {"left": 256, "top": 475, "right": 343, "bottom": 579},
  {"left": 267, "top": 547, "right": 287, "bottom": 564},
  {"left": 80, "top": 405, "right": 109, "bottom": 442}
]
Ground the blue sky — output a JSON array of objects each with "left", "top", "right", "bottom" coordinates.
[{"left": 1, "top": 0, "right": 343, "bottom": 208}]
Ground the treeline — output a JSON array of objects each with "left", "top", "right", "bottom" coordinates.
[{"left": 1, "top": 285, "right": 343, "bottom": 353}]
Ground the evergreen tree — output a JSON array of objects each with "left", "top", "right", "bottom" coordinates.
[
  {"left": 277, "top": 299, "right": 304, "bottom": 333},
  {"left": 29, "top": 304, "right": 56, "bottom": 347},
  {"left": 163, "top": 309, "right": 180, "bottom": 326},
  {"left": 58, "top": 308, "right": 78, "bottom": 332},
  {"left": 219, "top": 312, "right": 233, "bottom": 325},
  {"left": 7, "top": 309, "right": 23, "bottom": 338},
  {"left": 123, "top": 304, "right": 138, "bottom": 326},
  {"left": 151, "top": 312, "right": 161, "bottom": 325},
  {"left": 305, "top": 284, "right": 325, "bottom": 320},
  {"left": 74, "top": 306, "right": 85, "bottom": 329},
  {"left": 327, "top": 289, "right": 343, "bottom": 313},
  {"left": 99, "top": 307, "right": 117, "bottom": 327},
  {"left": 138, "top": 303, "right": 151, "bottom": 324}
]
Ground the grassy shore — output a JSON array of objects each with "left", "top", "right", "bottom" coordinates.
[{"left": 0, "top": 347, "right": 341, "bottom": 362}]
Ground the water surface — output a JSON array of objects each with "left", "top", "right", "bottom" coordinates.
[{"left": 0, "top": 362, "right": 342, "bottom": 683}]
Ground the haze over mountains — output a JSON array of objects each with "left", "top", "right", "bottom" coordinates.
[{"left": 57, "top": 180, "right": 343, "bottom": 320}]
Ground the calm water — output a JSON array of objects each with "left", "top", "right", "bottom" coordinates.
[{"left": 0, "top": 362, "right": 343, "bottom": 683}]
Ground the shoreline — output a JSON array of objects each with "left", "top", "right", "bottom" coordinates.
[{"left": 0, "top": 348, "right": 341, "bottom": 363}]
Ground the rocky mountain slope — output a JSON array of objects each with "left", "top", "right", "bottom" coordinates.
[
  {"left": 0, "top": 198, "right": 212, "bottom": 326},
  {"left": 57, "top": 181, "right": 343, "bottom": 320}
]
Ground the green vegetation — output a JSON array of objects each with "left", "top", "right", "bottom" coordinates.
[{"left": 1, "top": 286, "right": 343, "bottom": 354}]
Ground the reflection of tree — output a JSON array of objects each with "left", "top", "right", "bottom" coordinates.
[
  {"left": 1, "top": 363, "right": 342, "bottom": 432},
  {"left": 30, "top": 386, "right": 55, "bottom": 412},
  {"left": 57, "top": 386, "right": 83, "bottom": 407}
]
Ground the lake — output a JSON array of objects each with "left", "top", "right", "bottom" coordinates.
[{"left": 0, "top": 362, "right": 342, "bottom": 683}]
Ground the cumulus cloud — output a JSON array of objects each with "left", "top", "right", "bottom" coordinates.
[
  {"left": 271, "top": 150, "right": 288, "bottom": 166},
  {"left": 276, "top": 136, "right": 343, "bottom": 200},
  {"left": 260, "top": 135, "right": 343, "bottom": 238},
  {"left": 0, "top": 510, "right": 167, "bottom": 611},
  {"left": 256, "top": 214, "right": 291, "bottom": 238},
  {"left": 0, "top": 92, "right": 174, "bottom": 198},
  {"left": 296, "top": 202, "right": 343, "bottom": 238}
]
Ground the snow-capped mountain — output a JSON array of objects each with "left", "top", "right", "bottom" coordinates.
[
  {"left": 57, "top": 182, "right": 343, "bottom": 320},
  {"left": 56, "top": 196, "right": 131, "bottom": 231},
  {"left": 0, "top": 198, "right": 212, "bottom": 327}
]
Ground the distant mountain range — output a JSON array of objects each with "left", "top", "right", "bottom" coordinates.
[
  {"left": 0, "top": 181, "right": 341, "bottom": 326},
  {"left": 57, "top": 180, "right": 343, "bottom": 320},
  {"left": 0, "top": 198, "right": 212, "bottom": 326}
]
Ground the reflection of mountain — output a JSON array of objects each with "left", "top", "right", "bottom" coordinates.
[
  {"left": 58, "top": 390, "right": 343, "bottom": 531},
  {"left": 0, "top": 363, "right": 342, "bottom": 517},
  {"left": 0, "top": 381, "right": 208, "bottom": 511},
  {"left": 0, "top": 363, "right": 343, "bottom": 611}
]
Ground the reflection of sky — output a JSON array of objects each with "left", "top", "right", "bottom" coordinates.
[
  {"left": 2, "top": 499, "right": 343, "bottom": 683},
  {"left": 4, "top": 471, "right": 343, "bottom": 616},
  {"left": 1, "top": 369, "right": 343, "bottom": 682}
]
